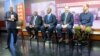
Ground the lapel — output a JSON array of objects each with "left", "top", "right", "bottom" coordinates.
[
  {"left": 35, "top": 16, "right": 38, "bottom": 24},
  {"left": 31, "top": 16, "right": 34, "bottom": 22},
  {"left": 49, "top": 14, "right": 52, "bottom": 20},
  {"left": 46, "top": 15, "right": 48, "bottom": 22},
  {"left": 64, "top": 12, "right": 70, "bottom": 21},
  {"left": 8, "top": 11, "right": 14, "bottom": 17},
  {"left": 31, "top": 16, "right": 37, "bottom": 24},
  {"left": 35, "top": 16, "right": 38, "bottom": 21},
  {"left": 46, "top": 14, "right": 52, "bottom": 22}
]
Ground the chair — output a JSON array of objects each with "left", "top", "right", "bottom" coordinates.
[
  {"left": 73, "top": 29, "right": 92, "bottom": 56},
  {"left": 16, "top": 20, "right": 24, "bottom": 40},
  {"left": 56, "top": 28, "right": 72, "bottom": 44}
]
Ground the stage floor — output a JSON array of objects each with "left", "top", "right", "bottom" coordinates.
[{"left": 0, "top": 35, "right": 100, "bottom": 56}]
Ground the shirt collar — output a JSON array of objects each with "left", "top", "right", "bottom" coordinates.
[
  {"left": 83, "top": 12, "right": 89, "bottom": 15},
  {"left": 65, "top": 12, "right": 69, "bottom": 15},
  {"left": 9, "top": 11, "right": 13, "bottom": 14},
  {"left": 48, "top": 13, "right": 51, "bottom": 16},
  {"left": 83, "top": 10, "right": 89, "bottom": 14},
  {"left": 34, "top": 16, "right": 37, "bottom": 17},
  {"left": 33, "top": 15, "right": 37, "bottom": 17}
]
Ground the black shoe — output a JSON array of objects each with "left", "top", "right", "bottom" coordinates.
[
  {"left": 59, "top": 38, "right": 63, "bottom": 42},
  {"left": 34, "top": 36, "right": 37, "bottom": 39},
  {"left": 42, "top": 38, "right": 46, "bottom": 42},
  {"left": 5, "top": 46, "right": 10, "bottom": 49},
  {"left": 30, "top": 35, "right": 34, "bottom": 40},
  {"left": 14, "top": 43, "right": 17, "bottom": 46}
]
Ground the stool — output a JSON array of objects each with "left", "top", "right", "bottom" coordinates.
[{"left": 73, "top": 31, "right": 91, "bottom": 56}]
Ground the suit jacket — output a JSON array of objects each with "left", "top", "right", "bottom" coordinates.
[
  {"left": 29, "top": 15, "right": 43, "bottom": 27},
  {"left": 5, "top": 11, "right": 18, "bottom": 29},
  {"left": 61, "top": 12, "right": 74, "bottom": 27},
  {"left": 44, "top": 14, "right": 57, "bottom": 26}
]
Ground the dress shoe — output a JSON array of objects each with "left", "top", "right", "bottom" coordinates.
[
  {"left": 59, "top": 38, "right": 63, "bottom": 42},
  {"left": 5, "top": 46, "right": 10, "bottom": 49}
]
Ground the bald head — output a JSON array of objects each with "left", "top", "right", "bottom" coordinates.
[
  {"left": 33, "top": 11, "right": 38, "bottom": 16},
  {"left": 83, "top": 4, "right": 89, "bottom": 12},
  {"left": 64, "top": 6, "right": 70, "bottom": 12},
  {"left": 47, "top": 8, "right": 52, "bottom": 14},
  {"left": 9, "top": 6, "right": 13, "bottom": 12}
]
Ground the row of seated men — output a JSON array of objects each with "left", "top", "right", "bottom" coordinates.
[
  {"left": 4, "top": 4, "right": 93, "bottom": 49},
  {"left": 26, "top": 4, "right": 93, "bottom": 43}
]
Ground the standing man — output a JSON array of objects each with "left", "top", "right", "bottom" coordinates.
[
  {"left": 74, "top": 4, "right": 93, "bottom": 42},
  {"left": 41, "top": 8, "right": 57, "bottom": 41},
  {"left": 56, "top": 6, "right": 74, "bottom": 43},
  {"left": 5, "top": 6, "right": 18, "bottom": 49},
  {"left": 26, "top": 11, "right": 43, "bottom": 40}
]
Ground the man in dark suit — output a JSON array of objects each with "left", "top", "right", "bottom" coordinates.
[
  {"left": 26, "top": 11, "right": 43, "bottom": 39},
  {"left": 41, "top": 8, "right": 57, "bottom": 41},
  {"left": 5, "top": 6, "right": 18, "bottom": 48},
  {"left": 56, "top": 6, "right": 74, "bottom": 43}
]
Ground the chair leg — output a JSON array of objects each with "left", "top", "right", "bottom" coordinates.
[
  {"left": 87, "top": 34, "right": 91, "bottom": 56},
  {"left": 29, "top": 35, "right": 35, "bottom": 43},
  {"left": 55, "top": 32, "right": 58, "bottom": 44},
  {"left": 20, "top": 29, "right": 24, "bottom": 41}
]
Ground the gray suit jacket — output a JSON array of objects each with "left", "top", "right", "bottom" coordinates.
[
  {"left": 29, "top": 15, "right": 43, "bottom": 27},
  {"left": 61, "top": 12, "right": 74, "bottom": 28}
]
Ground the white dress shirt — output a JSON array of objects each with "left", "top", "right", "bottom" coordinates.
[{"left": 32, "top": 16, "right": 37, "bottom": 25}]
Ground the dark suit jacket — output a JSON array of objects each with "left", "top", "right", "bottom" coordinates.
[
  {"left": 44, "top": 14, "right": 57, "bottom": 26},
  {"left": 5, "top": 11, "right": 18, "bottom": 29},
  {"left": 29, "top": 15, "right": 43, "bottom": 27},
  {"left": 61, "top": 12, "right": 74, "bottom": 27}
]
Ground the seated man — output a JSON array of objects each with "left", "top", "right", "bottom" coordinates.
[
  {"left": 74, "top": 4, "right": 93, "bottom": 42},
  {"left": 41, "top": 8, "right": 57, "bottom": 41},
  {"left": 26, "top": 11, "right": 43, "bottom": 39},
  {"left": 56, "top": 6, "right": 74, "bottom": 43}
]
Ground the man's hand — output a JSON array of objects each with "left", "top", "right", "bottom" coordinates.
[
  {"left": 8, "top": 18, "right": 14, "bottom": 21},
  {"left": 44, "top": 24, "right": 50, "bottom": 27},
  {"left": 62, "top": 24, "right": 68, "bottom": 28},
  {"left": 29, "top": 25, "right": 34, "bottom": 28},
  {"left": 80, "top": 25, "right": 86, "bottom": 31},
  {"left": 11, "top": 15, "right": 15, "bottom": 19}
]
